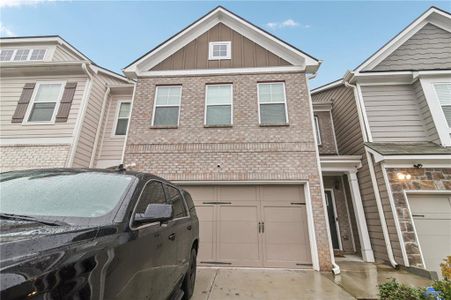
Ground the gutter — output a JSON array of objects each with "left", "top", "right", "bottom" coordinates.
[
  {"left": 89, "top": 86, "right": 111, "bottom": 167},
  {"left": 344, "top": 73, "right": 398, "bottom": 269},
  {"left": 308, "top": 72, "right": 341, "bottom": 275}
]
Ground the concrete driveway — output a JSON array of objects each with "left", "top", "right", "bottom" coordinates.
[{"left": 192, "top": 268, "right": 355, "bottom": 300}]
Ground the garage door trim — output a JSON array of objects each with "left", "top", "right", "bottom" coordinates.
[{"left": 174, "top": 180, "right": 320, "bottom": 271}]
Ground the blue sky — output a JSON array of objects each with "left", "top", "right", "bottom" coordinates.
[{"left": 1, "top": 1, "right": 450, "bottom": 88}]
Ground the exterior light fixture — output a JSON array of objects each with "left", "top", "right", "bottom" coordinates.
[
  {"left": 405, "top": 174, "right": 412, "bottom": 180},
  {"left": 397, "top": 173, "right": 411, "bottom": 180}
]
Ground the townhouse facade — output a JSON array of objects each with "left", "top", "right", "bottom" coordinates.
[
  {"left": 312, "top": 7, "right": 451, "bottom": 278},
  {"left": 1, "top": 5, "right": 449, "bottom": 277},
  {"left": 0, "top": 36, "right": 134, "bottom": 171}
]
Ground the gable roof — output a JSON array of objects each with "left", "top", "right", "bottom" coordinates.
[
  {"left": 123, "top": 6, "right": 320, "bottom": 77},
  {"left": 355, "top": 6, "right": 451, "bottom": 72},
  {"left": 0, "top": 35, "right": 131, "bottom": 83}
]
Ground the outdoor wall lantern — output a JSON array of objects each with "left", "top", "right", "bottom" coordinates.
[{"left": 397, "top": 173, "right": 412, "bottom": 180}]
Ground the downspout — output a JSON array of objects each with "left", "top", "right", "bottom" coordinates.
[
  {"left": 307, "top": 72, "right": 340, "bottom": 275},
  {"left": 344, "top": 75, "right": 398, "bottom": 269},
  {"left": 89, "top": 85, "right": 110, "bottom": 167},
  {"left": 67, "top": 62, "right": 94, "bottom": 167}
]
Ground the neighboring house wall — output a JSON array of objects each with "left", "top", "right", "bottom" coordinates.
[
  {"left": 415, "top": 80, "right": 441, "bottom": 144},
  {"left": 125, "top": 72, "right": 332, "bottom": 270},
  {"left": 95, "top": 94, "right": 131, "bottom": 168},
  {"left": 372, "top": 24, "right": 451, "bottom": 71},
  {"left": 312, "top": 85, "right": 390, "bottom": 262},
  {"left": 151, "top": 23, "right": 291, "bottom": 71},
  {"left": 314, "top": 111, "right": 337, "bottom": 155},
  {"left": 360, "top": 84, "right": 430, "bottom": 143}
]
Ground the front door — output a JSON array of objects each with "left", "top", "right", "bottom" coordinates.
[{"left": 325, "top": 190, "right": 340, "bottom": 250}]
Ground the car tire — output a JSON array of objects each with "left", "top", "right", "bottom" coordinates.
[{"left": 182, "top": 247, "right": 197, "bottom": 299}]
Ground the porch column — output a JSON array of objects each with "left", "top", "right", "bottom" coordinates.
[{"left": 347, "top": 170, "right": 375, "bottom": 262}]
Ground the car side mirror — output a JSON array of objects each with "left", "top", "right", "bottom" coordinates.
[{"left": 134, "top": 203, "right": 173, "bottom": 224}]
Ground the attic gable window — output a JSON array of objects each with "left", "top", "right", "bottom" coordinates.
[
  {"left": 208, "top": 41, "right": 231, "bottom": 60},
  {"left": 0, "top": 48, "right": 47, "bottom": 62}
]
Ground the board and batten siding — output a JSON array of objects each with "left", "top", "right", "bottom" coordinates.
[
  {"left": 94, "top": 94, "right": 129, "bottom": 168},
  {"left": 151, "top": 22, "right": 291, "bottom": 71},
  {"left": 371, "top": 23, "right": 451, "bottom": 71},
  {"left": 72, "top": 73, "right": 129, "bottom": 167},
  {"left": 361, "top": 84, "right": 429, "bottom": 143},
  {"left": 0, "top": 75, "right": 87, "bottom": 139},
  {"left": 312, "top": 84, "right": 390, "bottom": 262}
]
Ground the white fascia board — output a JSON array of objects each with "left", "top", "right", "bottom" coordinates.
[
  {"left": 138, "top": 66, "right": 306, "bottom": 77},
  {"left": 320, "top": 155, "right": 363, "bottom": 172},
  {"left": 312, "top": 102, "right": 332, "bottom": 111},
  {"left": 124, "top": 7, "right": 319, "bottom": 76},
  {"left": 310, "top": 79, "right": 343, "bottom": 94},
  {"left": 90, "top": 65, "right": 131, "bottom": 84},
  {"left": 356, "top": 8, "right": 451, "bottom": 72}
]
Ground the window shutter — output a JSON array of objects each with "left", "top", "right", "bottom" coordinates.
[
  {"left": 11, "top": 83, "right": 36, "bottom": 123},
  {"left": 55, "top": 82, "right": 77, "bottom": 122}
]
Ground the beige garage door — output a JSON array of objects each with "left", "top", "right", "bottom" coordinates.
[
  {"left": 408, "top": 193, "right": 451, "bottom": 278},
  {"left": 182, "top": 185, "right": 312, "bottom": 268}
]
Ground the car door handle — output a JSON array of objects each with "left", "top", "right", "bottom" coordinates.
[
  {"left": 187, "top": 225, "right": 192, "bottom": 231},
  {"left": 168, "top": 233, "right": 176, "bottom": 241}
]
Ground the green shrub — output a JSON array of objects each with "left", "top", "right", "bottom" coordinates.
[
  {"left": 378, "top": 278, "right": 426, "bottom": 300},
  {"left": 432, "top": 279, "right": 451, "bottom": 300}
]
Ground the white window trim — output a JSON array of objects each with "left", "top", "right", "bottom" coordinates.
[
  {"left": 112, "top": 100, "right": 132, "bottom": 137},
  {"left": 1, "top": 47, "right": 49, "bottom": 62},
  {"left": 257, "top": 82, "right": 289, "bottom": 125},
  {"left": 419, "top": 76, "right": 451, "bottom": 146},
  {"left": 208, "top": 41, "right": 231, "bottom": 60},
  {"left": 314, "top": 115, "right": 322, "bottom": 145},
  {"left": 22, "top": 81, "right": 65, "bottom": 125},
  {"left": 151, "top": 85, "right": 182, "bottom": 127},
  {"left": 204, "top": 84, "right": 233, "bottom": 126}
]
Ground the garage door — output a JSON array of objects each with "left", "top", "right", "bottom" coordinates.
[
  {"left": 182, "top": 185, "right": 312, "bottom": 268},
  {"left": 408, "top": 193, "right": 451, "bottom": 278}
]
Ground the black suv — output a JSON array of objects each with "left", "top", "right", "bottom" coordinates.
[{"left": 0, "top": 168, "right": 199, "bottom": 300}]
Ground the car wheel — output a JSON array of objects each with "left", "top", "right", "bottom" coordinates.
[{"left": 182, "top": 248, "right": 197, "bottom": 299}]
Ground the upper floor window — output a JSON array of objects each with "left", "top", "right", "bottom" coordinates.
[
  {"left": 26, "top": 83, "right": 63, "bottom": 123},
  {"left": 314, "top": 115, "right": 322, "bottom": 145},
  {"left": 434, "top": 83, "right": 451, "bottom": 127},
  {"left": 257, "top": 82, "right": 288, "bottom": 125},
  {"left": 0, "top": 48, "right": 47, "bottom": 62},
  {"left": 152, "top": 86, "right": 182, "bottom": 127},
  {"left": 205, "top": 84, "right": 233, "bottom": 126},
  {"left": 114, "top": 102, "right": 131, "bottom": 136},
  {"left": 208, "top": 41, "right": 231, "bottom": 60}
]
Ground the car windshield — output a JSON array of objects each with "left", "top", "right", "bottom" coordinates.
[{"left": 0, "top": 170, "right": 134, "bottom": 218}]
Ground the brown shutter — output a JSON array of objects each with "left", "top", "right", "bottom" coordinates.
[
  {"left": 55, "top": 82, "right": 77, "bottom": 122},
  {"left": 11, "top": 83, "right": 36, "bottom": 123}
]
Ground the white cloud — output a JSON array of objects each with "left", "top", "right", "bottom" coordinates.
[
  {"left": 266, "top": 18, "right": 311, "bottom": 30},
  {"left": 0, "top": 0, "right": 53, "bottom": 8},
  {"left": 0, "top": 23, "right": 15, "bottom": 37}
]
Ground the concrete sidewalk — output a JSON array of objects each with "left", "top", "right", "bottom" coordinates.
[{"left": 192, "top": 268, "right": 355, "bottom": 300}]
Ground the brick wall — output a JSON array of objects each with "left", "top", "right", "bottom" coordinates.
[
  {"left": 125, "top": 71, "right": 332, "bottom": 270},
  {"left": 385, "top": 167, "right": 451, "bottom": 267},
  {"left": 0, "top": 144, "right": 70, "bottom": 172},
  {"left": 315, "top": 111, "right": 337, "bottom": 155}
]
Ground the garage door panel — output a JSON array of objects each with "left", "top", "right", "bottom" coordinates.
[
  {"left": 187, "top": 186, "right": 216, "bottom": 202},
  {"left": 218, "top": 186, "right": 258, "bottom": 201},
  {"left": 409, "top": 194, "right": 451, "bottom": 279},
  {"left": 260, "top": 185, "right": 305, "bottom": 202},
  {"left": 195, "top": 205, "right": 215, "bottom": 261}
]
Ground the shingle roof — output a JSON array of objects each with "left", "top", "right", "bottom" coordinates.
[{"left": 365, "top": 142, "right": 451, "bottom": 155}]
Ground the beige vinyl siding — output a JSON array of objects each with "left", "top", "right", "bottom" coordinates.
[
  {"left": 312, "top": 84, "right": 390, "bottom": 262},
  {"left": 361, "top": 84, "right": 429, "bottom": 143},
  {"left": 95, "top": 95, "right": 129, "bottom": 166},
  {"left": 151, "top": 22, "right": 291, "bottom": 71},
  {"left": 374, "top": 162, "right": 403, "bottom": 263},
  {"left": 72, "top": 73, "right": 129, "bottom": 167},
  {"left": 52, "top": 45, "right": 83, "bottom": 62},
  {"left": 414, "top": 80, "right": 440, "bottom": 144},
  {"left": 372, "top": 23, "right": 451, "bottom": 71},
  {"left": 0, "top": 75, "right": 87, "bottom": 139}
]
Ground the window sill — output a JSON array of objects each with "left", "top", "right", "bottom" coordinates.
[
  {"left": 259, "top": 123, "right": 289, "bottom": 127},
  {"left": 204, "top": 124, "right": 233, "bottom": 128},
  {"left": 150, "top": 125, "right": 178, "bottom": 129}
]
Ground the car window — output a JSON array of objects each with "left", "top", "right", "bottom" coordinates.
[
  {"left": 165, "top": 185, "right": 187, "bottom": 219},
  {"left": 135, "top": 181, "right": 166, "bottom": 214}
]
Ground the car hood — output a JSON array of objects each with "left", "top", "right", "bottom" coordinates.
[{"left": 0, "top": 219, "right": 100, "bottom": 268}]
